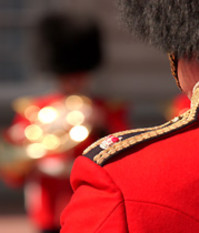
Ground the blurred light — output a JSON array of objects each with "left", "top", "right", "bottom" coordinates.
[
  {"left": 69, "top": 125, "right": 89, "bottom": 142},
  {"left": 66, "top": 110, "right": 85, "bottom": 125},
  {"left": 24, "top": 105, "right": 40, "bottom": 121},
  {"left": 60, "top": 134, "right": 69, "bottom": 145},
  {"left": 24, "top": 124, "right": 43, "bottom": 141},
  {"left": 12, "top": 97, "right": 32, "bottom": 114},
  {"left": 82, "top": 96, "right": 92, "bottom": 105},
  {"left": 26, "top": 143, "right": 46, "bottom": 159},
  {"left": 42, "top": 134, "right": 60, "bottom": 150},
  {"left": 51, "top": 101, "right": 65, "bottom": 110},
  {"left": 38, "top": 158, "right": 66, "bottom": 176},
  {"left": 8, "top": 123, "right": 25, "bottom": 142},
  {"left": 38, "top": 106, "right": 58, "bottom": 124},
  {"left": 65, "top": 95, "right": 83, "bottom": 110}
]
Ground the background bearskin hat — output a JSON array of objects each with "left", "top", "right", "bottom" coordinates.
[{"left": 34, "top": 12, "right": 102, "bottom": 75}]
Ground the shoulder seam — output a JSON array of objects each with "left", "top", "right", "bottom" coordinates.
[{"left": 94, "top": 201, "right": 129, "bottom": 233}]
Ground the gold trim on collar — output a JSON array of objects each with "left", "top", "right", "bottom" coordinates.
[{"left": 83, "top": 89, "right": 199, "bottom": 165}]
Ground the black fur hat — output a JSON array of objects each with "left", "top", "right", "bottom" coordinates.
[
  {"left": 119, "top": 0, "right": 199, "bottom": 58},
  {"left": 35, "top": 13, "right": 102, "bottom": 75}
]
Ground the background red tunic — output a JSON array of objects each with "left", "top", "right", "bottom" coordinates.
[{"left": 1, "top": 93, "right": 129, "bottom": 230}]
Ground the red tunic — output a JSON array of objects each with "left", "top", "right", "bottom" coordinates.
[{"left": 60, "top": 95, "right": 199, "bottom": 232}]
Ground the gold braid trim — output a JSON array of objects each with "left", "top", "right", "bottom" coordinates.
[
  {"left": 86, "top": 88, "right": 199, "bottom": 165},
  {"left": 83, "top": 118, "right": 174, "bottom": 155},
  {"left": 168, "top": 53, "right": 182, "bottom": 90}
]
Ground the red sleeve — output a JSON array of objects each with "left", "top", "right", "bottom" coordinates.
[{"left": 60, "top": 156, "right": 128, "bottom": 233}]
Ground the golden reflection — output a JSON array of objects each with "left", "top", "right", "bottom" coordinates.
[
  {"left": 26, "top": 143, "right": 46, "bottom": 159},
  {"left": 38, "top": 106, "right": 58, "bottom": 124},
  {"left": 69, "top": 125, "right": 89, "bottom": 142},
  {"left": 24, "top": 105, "right": 40, "bottom": 121},
  {"left": 42, "top": 134, "right": 60, "bottom": 150},
  {"left": 65, "top": 95, "right": 83, "bottom": 110},
  {"left": 12, "top": 97, "right": 32, "bottom": 114},
  {"left": 24, "top": 124, "right": 43, "bottom": 141},
  {"left": 66, "top": 110, "right": 85, "bottom": 125},
  {"left": 60, "top": 133, "right": 69, "bottom": 145}
]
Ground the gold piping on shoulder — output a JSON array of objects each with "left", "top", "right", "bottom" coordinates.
[
  {"left": 83, "top": 120, "right": 173, "bottom": 155},
  {"left": 83, "top": 89, "right": 199, "bottom": 165}
]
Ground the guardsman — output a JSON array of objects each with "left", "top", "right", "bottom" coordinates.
[
  {"left": 60, "top": 1, "right": 199, "bottom": 232},
  {"left": 0, "top": 12, "right": 129, "bottom": 233}
]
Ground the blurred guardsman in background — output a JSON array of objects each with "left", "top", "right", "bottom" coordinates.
[
  {"left": 60, "top": 1, "right": 199, "bottom": 232},
  {"left": 0, "top": 12, "right": 129, "bottom": 233},
  {"left": 165, "top": 94, "right": 191, "bottom": 121}
]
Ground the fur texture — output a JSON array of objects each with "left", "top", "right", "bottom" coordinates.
[{"left": 119, "top": 0, "right": 199, "bottom": 57}]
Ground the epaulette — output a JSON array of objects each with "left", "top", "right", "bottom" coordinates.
[{"left": 83, "top": 89, "right": 199, "bottom": 166}]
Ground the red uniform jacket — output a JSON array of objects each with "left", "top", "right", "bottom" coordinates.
[{"left": 60, "top": 89, "right": 199, "bottom": 233}]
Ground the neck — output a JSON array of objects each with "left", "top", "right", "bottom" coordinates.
[{"left": 178, "top": 57, "right": 199, "bottom": 99}]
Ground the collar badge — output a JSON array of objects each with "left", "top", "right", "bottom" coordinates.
[{"left": 100, "top": 135, "right": 122, "bottom": 150}]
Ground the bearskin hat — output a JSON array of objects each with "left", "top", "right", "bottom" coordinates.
[
  {"left": 35, "top": 12, "right": 102, "bottom": 75},
  {"left": 119, "top": 0, "right": 199, "bottom": 58}
]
